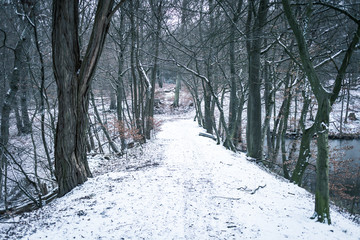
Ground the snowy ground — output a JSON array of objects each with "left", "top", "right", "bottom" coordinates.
[{"left": 1, "top": 115, "right": 359, "bottom": 239}]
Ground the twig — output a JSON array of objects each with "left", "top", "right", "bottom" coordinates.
[
  {"left": 212, "top": 196, "right": 242, "bottom": 201},
  {"left": 237, "top": 184, "right": 267, "bottom": 195},
  {"left": 126, "top": 162, "right": 159, "bottom": 171},
  {"left": 250, "top": 184, "right": 267, "bottom": 195}
]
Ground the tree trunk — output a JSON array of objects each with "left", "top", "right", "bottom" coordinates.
[
  {"left": 291, "top": 89, "right": 312, "bottom": 185},
  {"left": 0, "top": 29, "right": 31, "bottom": 199},
  {"left": 20, "top": 77, "right": 31, "bottom": 134},
  {"left": 116, "top": 59, "right": 126, "bottom": 151},
  {"left": 173, "top": 73, "right": 181, "bottom": 107},
  {"left": 245, "top": 0, "right": 269, "bottom": 161},
  {"left": 344, "top": 76, "right": 351, "bottom": 123},
  {"left": 203, "top": 81, "right": 213, "bottom": 134},
  {"left": 109, "top": 89, "right": 116, "bottom": 110},
  {"left": 228, "top": 0, "right": 243, "bottom": 142},
  {"left": 14, "top": 98, "right": 23, "bottom": 135},
  {"left": 52, "top": 0, "right": 121, "bottom": 197},
  {"left": 282, "top": 0, "right": 360, "bottom": 223},
  {"left": 129, "top": 0, "right": 141, "bottom": 131},
  {"left": 145, "top": 0, "right": 162, "bottom": 140},
  {"left": 235, "top": 92, "right": 245, "bottom": 145},
  {"left": 36, "top": 27, "right": 53, "bottom": 177},
  {"left": 313, "top": 98, "right": 331, "bottom": 224}
]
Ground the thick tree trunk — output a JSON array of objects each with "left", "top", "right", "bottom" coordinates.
[
  {"left": 245, "top": 0, "right": 268, "bottom": 161},
  {"left": 313, "top": 98, "right": 331, "bottom": 224},
  {"left": 282, "top": 0, "right": 359, "bottom": 223},
  {"left": 52, "top": 0, "right": 119, "bottom": 197}
]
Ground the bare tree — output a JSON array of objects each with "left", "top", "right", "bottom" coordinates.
[
  {"left": 52, "top": 0, "right": 125, "bottom": 197},
  {"left": 245, "top": 0, "right": 269, "bottom": 161},
  {"left": 282, "top": 0, "right": 360, "bottom": 224}
]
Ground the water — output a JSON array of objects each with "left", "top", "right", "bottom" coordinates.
[
  {"left": 271, "top": 138, "right": 360, "bottom": 166},
  {"left": 267, "top": 138, "right": 360, "bottom": 213},
  {"left": 331, "top": 139, "right": 360, "bottom": 164}
]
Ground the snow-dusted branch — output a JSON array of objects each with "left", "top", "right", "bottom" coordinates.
[
  {"left": 314, "top": 50, "right": 343, "bottom": 69},
  {"left": 138, "top": 61, "right": 152, "bottom": 97}
]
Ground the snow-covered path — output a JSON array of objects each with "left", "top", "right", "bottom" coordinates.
[{"left": 1, "top": 117, "right": 359, "bottom": 239}]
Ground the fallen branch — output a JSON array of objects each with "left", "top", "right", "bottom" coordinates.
[
  {"left": 211, "top": 196, "right": 242, "bottom": 200},
  {"left": 0, "top": 188, "right": 58, "bottom": 216},
  {"left": 199, "top": 132, "right": 217, "bottom": 141},
  {"left": 237, "top": 184, "right": 267, "bottom": 195},
  {"left": 126, "top": 162, "right": 160, "bottom": 171}
]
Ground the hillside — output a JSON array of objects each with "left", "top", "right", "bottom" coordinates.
[{"left": 1, "top": 115, "right": 359, "bottom": 239}]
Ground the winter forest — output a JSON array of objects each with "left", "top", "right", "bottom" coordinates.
[{"left": 0, "top": 0, "right": 360, "bottom": 239}]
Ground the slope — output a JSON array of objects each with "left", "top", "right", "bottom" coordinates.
[{"left": 1, "top": 117, "right": 359, "bottom": 239}]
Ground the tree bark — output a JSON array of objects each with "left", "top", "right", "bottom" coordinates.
[
  {"left": 313, "top": 97, "right": 331, "bottom": 223},
  {"left": 145, "top": 0, "right": 162, "bottom": 139},
  {"left": 129, "top": 0, "right": 141, "bottom": 132},
  {"left": 228, "top": 0, "right": 243, "bottom": 142},
  {"left": 52, "top": 0, "right": 122, "bottom": 197},
  {"left": 245, "top": 0, "right": 269, "bottom": 161},
  {"left": 20, "top": 76, "right": 31, "bottom": 134},
  {"left": 282, "top": 0, "right": 360, "bottom": 224},
  {"left": 173, "top": 73, "right": 181, "bottom": 107}
]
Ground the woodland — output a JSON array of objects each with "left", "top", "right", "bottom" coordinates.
[{"left": 0, "top": 0, "right": 359, "bottom": 229}]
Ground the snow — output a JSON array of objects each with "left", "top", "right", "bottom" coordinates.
[{"left": 1, "top": 115, "right": 359, "bottom": 239}]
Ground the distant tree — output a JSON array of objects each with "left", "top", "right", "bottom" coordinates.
[{"left": 0, "top": 27, "right": 32, "bottom": 200}]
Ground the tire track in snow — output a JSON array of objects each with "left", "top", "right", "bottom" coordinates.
[{"left": 158, "top": 118, "right": 242, "bottom": 239}]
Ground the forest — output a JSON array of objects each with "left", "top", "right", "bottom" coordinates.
[{"left": 0, "top": 0, "right": 359, "bottom": 235}]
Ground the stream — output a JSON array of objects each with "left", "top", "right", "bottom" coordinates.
[{"left": 269, "top": 138, "right": 360, "bottom": 213}]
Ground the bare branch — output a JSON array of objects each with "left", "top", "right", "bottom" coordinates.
[
  {"left": 108, "top": 0, "right": 127, "bottom": 20},
  {"left": 276, "top": 37, "right": 302, "bottom": 68},
  {"left": 313, "top": 50, "right": 343, "bottom": 69},
  {"left": 237, "top": 184, "right": 267, "bottom": 194},
  {"left": 315, "top": 1, "right": 360, "bottom": 24}
]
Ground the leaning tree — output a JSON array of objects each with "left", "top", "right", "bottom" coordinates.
[{"left": 282, "top": 0, "right": 360, "bottom": 224}]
